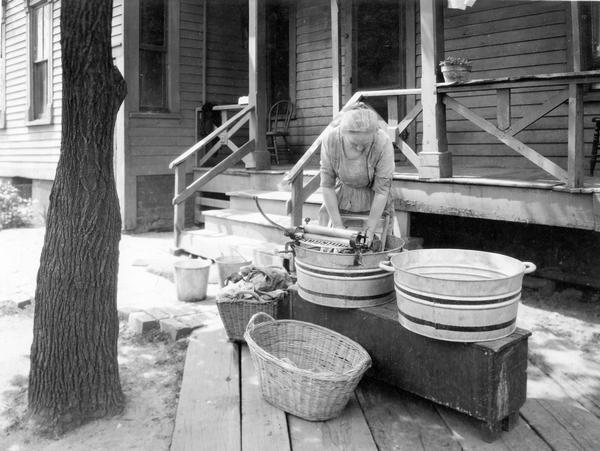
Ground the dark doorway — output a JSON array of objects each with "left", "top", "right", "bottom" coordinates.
[
  {"left": 266, "top": 1, "right": 290, "bottom": 108},
  {"left": 353, "top": 0, "right": 403, "bottom": 120}
]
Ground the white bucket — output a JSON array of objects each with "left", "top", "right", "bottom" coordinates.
[
  {"left": 174, "top": 259, "right": 212, "bottom": 302},
  {"left": 380, "top": 249, "right": 536, "bottom": 342},
  {"left": 215, "top": 256, "right": 251, "bottom": 287}
]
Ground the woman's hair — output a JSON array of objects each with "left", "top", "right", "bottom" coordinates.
[{"left": 331, "top": 102, "right": 385, "bottom": 134}]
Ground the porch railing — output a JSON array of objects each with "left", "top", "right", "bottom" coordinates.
[
  {"left": 438, "top": 70, "right": 600, "bottom": 188},
  {"left": 169, "top": 103, "right": 255, "bottom": 248},
  {"left": 283, "top": 88, "right": 422, "bottom": 226}
]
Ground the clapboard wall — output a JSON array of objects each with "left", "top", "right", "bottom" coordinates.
[
  {"left": 125, "top": 0, "right": 205, "bottom": 230},
  {"left": 0, "top": 0, "right": 126, "bottom": 181},
  {"left": 0, "top": 0, "right": 63, "bottom": 180},
  {"left": 205, "top": 0, "right": 248, "bottom": 104},
  {"left": 287, "top": 0, "right": 333, "bottom": 155}
]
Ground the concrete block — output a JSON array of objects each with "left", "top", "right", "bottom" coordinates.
[
  {"left": 142, "top": 307, "right": 172, "bottom": 320},
  {"left": 118, "top": 306, "right": 140, "bottom": 322},
  {"left": 128, "top": 312, "right": 159, "bottom": 334},
  {"left": 177, "top": 313, "right": 207, "bottom": 331},
  {"left": 160, "top": 318, "right": 193, "bottom": 341}
]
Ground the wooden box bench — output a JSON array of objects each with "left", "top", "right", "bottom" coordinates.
[{"left": 287, "top": 288, "right": 531, "bottom": 442}]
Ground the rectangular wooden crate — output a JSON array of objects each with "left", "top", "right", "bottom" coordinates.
[{"left": 288, "top": 288, "right": 531, "bottom": 442}]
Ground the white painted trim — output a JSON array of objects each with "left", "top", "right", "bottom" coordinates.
[
  {"left": 130, "top": 0, "right": 180, "bottom": 115},
  {"left": 25, "top": 0, "right": 54, "bottom": 126}
]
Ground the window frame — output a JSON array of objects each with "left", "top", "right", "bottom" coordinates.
[
  {"left": 132, "top": 0, "right": 180, "bottom": 117},
  {"left": 26, "top": 0, "right": 53, "bottom": 126}
]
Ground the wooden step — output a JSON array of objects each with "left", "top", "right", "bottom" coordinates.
[
  {"left": 178, "top": 228, "right": 288, "bottom": 266},
  {"left": 228, "top": 189, "right": 322, "bottom": 218},
  {"left": 192, "top": 167, "right": 319, "bottom": 195},
  {"left": 202, "top": 208, "right": 304, "bottom": 244}
]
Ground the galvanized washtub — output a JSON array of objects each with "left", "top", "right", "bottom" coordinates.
[
  {"left": 294, "top": 235, "right": 404, "bottom": 308},
  {"left": 379, "top": 249, "right": 536, "bottom": 342}
]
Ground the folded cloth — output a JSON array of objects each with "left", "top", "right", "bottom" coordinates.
[{"left": 218, "top": 265, "right": 293, "bottom": 303}]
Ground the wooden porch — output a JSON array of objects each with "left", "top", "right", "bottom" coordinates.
[{"left": 170, "top": 295, "right": 600, "bottom": 451}]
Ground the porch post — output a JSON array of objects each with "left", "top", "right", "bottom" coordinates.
[
  {"left": 247, "top": 0, "right": 270, "bottom": 169},
  {"left": 418, "top": 0, "right": 452, "bottom": 179},
  {"left": 567, "top": 3, "right": 584, "bottom": 188},
  {"left": 331, "top": 0, "right": 341, "bottom": 115}
]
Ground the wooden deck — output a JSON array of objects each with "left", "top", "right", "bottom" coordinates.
[{"left": 171, "top": 320, "right": 600, "bottom": 451}]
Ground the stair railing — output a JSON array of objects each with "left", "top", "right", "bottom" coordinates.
[
  {"left": 169, "top": 104, "right": 255, "bottom": 248},
  {"left": 283, "top": 88, "right": 422, "bottom": 226}
]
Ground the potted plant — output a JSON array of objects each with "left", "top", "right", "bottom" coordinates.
[{"left": 439, "top": 56, "right": 472, "bottom": 83}]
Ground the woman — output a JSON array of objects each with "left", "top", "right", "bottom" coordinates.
[{"left": 319, "top": 102, "right": 396, "bottom": 245}]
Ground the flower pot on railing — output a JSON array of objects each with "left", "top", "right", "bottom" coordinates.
[{"left": 440, "top": 57, "right": 472, "bottom": 83}]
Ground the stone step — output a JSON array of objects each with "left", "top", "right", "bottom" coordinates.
[{"left": 228, "top": 189, "right": 322, "bottom": 218}]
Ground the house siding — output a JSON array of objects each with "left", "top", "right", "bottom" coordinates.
[
  {"left": 0, "top": 0, "right": 62, "bottom": 180},
  {"left": 127, "top": 0, "right": 205, "bottom": 230},
  {"left": 288, "top": 0, "right": 333, "bottom": 155},
  {"left": 0, "top": 0, "right": 125, "bottom": 180}
]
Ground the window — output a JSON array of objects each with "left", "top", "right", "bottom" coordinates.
[
  {"left": 139, "top": 0, "right": 168, "bottom": 112},
  {"left": 27, "top": 0, "right": 52, "bottom": 124},
  {"left": 590, "top": 3, "right": 600, "bottom": 69}
]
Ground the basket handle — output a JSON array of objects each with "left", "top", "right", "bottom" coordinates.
[
  {"left": 522, "top": 262, "right": 536, "bottom": 274},
  {"left": 379, "top": 260, "right": 395, "bottom": 272},
  {"left": 245, "top": 312, "right": 275, "bottom": 335}
]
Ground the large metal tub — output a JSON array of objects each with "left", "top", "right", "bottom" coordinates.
[{"left": 380, "top": 249, "right": 535, "bottom": 342}]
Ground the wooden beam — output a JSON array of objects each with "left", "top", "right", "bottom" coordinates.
[
  {"left": 567, "top": 83, "right": 584, "bottom": 188},
  {"left": 419, "top": 0, "right": 451, "bottom": 178},
  {"left": 290, "top": 174, "right": 304, "bottom": 226},
  {"left": 569, "top": 3, "right": 583, "bottom": 72},
  {"left": 343, "top": 2, "right": 353, "bottom": 102},
  {"left": 506, "top": 88, "right": 569, "bottom": 136},
  {"left": 173, "top": 140, "right": 255, "bottom": 204},
  {"left": 405, "top": 0, "right": 417, "bottom": 152},
  {"left": 170, "top": 328, "right": 240, "bottom": 451},
  {"left": 248, "top": 0, "right": 270, "bottom": 169},
  {"left": 444, "top": 96, "right": 568, "bottom": 182},
  {"left": 398, "top": 141, "right": 420, "bottom": 168},
  {"left": 241, "top": 346, "right": 290, "bottom": 451},
  {"left": 170, "top": 105, "right": 253, "bottom": 168},
  {"left": 173, "top": 165, "right": 186, "bottom": 249},
  {"left": 331, "top": 0, "right": 341, "bottom": 115},
  {"left": 496, "top": 89, "right": 511, "bottom": 131},
  {"left": 397, "top": 102, "right": 423, "bottom": 134}
]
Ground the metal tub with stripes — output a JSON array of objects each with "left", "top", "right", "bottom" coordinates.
[{"left": 380, "top": 249, "right": 536, "bottom": 342}]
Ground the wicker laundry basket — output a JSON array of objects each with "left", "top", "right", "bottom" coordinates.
[
  {"left": 244, "top": 312, "right": 372, "bottom": 421},
  {"left": 217, "top": 290, "right": 279, "bottom": 342}
]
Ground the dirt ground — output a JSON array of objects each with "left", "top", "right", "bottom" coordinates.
[
  {"left": 0, "top": 227, "right": 219, "bottom": 451},
  {"left": 0, "top": 227, "right": 599, "bottom": 450}
]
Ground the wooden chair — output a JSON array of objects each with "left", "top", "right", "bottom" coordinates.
[
  {"left": 267, "top": 100, "right": 294, "bottom": 164},
  {"left": 590, "top": 117, "right": 600, "bottom": 176}
]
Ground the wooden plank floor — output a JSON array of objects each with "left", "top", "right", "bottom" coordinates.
[{"left": 171, "top": 324, "right": 600, "bottom": 451}]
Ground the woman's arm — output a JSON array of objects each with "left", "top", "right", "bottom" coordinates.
[
  {"left": 366, "top": 192, "right": 388, "bottom": 242},
  {"left": 322, "top": 186, "right": 344, "bottom": 228}
]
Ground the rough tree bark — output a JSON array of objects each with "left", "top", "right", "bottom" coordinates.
[{"left": 28, "top": 0, "right": 127, "bottom": 434}]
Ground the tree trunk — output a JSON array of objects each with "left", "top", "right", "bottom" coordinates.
[{"left": 28, "top": 0, "right": 127, "bottom": 434}]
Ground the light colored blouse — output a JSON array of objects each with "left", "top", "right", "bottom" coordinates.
[{"left": 320, "top": 126, "right": 395, "bottom": 213}]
